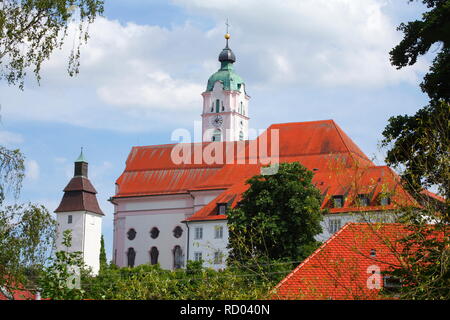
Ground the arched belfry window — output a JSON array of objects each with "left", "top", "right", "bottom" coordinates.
[
  {"left": 212, "top": 129, "right": 221, "bottom": 142},
  {"left": 150, "top": 247, "right": 159, "bottom": 265},
  {"left": 239, "top": 131, "right": 244, "bottom": 141},
  {"left": 173, "top": 246, "right": 183, "bottom": 269},
  {"left": 216, "top": 99, "right": 220, "bottom": 113},
  {"left": 127, "top": 247, "right": 136, "bottom": 267}
]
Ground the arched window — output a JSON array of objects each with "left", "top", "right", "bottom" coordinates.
[
  {"left": 215, "top": 99, "right": 220, "bottom": 113},
  {"left": 173, "top": 246, "right": 183, "bottom": 269},
  {"left": 127, "top": 228, "right": 136, "bottom": 240},
  {"left": 212, "top": 129, "right": 221, "bottom": 142},
  {"left": 150, "top": 247, "right": 159, "bottom": 265},
  {"left": 239, "top": 131, "right": 244, "bottom": 141},
  {"left": 173, "top": 226, "right": 183, "bottom": 238},
  {"left": 127, "top": 248, "right": 136, "bottom": 267},
  {"left": 240, "top": 101, "right": 243, "bottom": 114},
  {"left": 150, "top": 227, "right": 160, "bottom": 239}
]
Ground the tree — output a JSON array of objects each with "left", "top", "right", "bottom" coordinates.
[
  {"left": 0, "top": 146, "right": 24, "bottom": 203},
  {"left": 0, "top": 0, "right": 104, "bottom": 89},
  {"left": 39, "top": 229, "right": 87, "bottom": 300},
  {"left": 99, "top": 234, "right": 107, "bottom": 273},
  {"left": 382, "top": 100, "right": 449, "bottom": 204},
  {"left": 380, "top": 2, "right": 450, "bottom": 297},
  {"left": 227, "top": 162, "right": 324, "bottom": 271},
  {"left": 0, "top": 143, "right": 56, "bottom": 299},
  {"left": 383, "top": 0, "right": 450, "bottom": 204},
  {"left": 384, "top": 207, "right": 450, "bottom": 300},
  {"left": 80, "top": 261, "right": 273, "bottom": 300},
  {"left": 0, "top": 203, "right": 56, "bottom": 299},
  {"left": 389, "top": 0, "right": 450, "bottom": 102}
]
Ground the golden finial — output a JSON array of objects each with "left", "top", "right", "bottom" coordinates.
[{"left": 225, "top": 19, "right": 231, "bottom": 40}]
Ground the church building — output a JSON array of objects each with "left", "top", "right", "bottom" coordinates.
[{"left": 110, "top": 33, "right": 416, "bottom": 270}]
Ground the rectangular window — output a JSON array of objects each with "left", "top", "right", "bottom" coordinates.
[
  {"left": 380, "top": 196, "right": 391, "bottom": 206},
  {"left": 194, "top": 227, "right": 203, "bottom": 240},
  {"left": 383, "top": 276, "right": 402, "bottom": 292},
  {"left": 68, "top": 215, "right": 73, "bottom": 224},
  {"left": 357, "top": 194, "right": 370, "bottom": 207},
  {"left": 194, "top": 252, "right": 203, "bottom": 262},
  {"left": 214, "top": 226, "right": 223, "bottom": 239},
  {"left": 329, "top": 219, "right": 341, "bottom": 234},
  {"left": 214, "top": 251, "right": 222, "bottom": 264},
  {"left": 218, "top": 204, "right": 227, "bottom": 215},
  {"left": 333, "top": 195, "right": 344, "bottom": 208}
]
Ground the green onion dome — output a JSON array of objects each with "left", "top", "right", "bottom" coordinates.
[{"left": 206, "top": 36, "right": 245, "bottom": 92}]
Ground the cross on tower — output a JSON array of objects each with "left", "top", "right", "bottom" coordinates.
[{"left": 226, "top": 18, "right": 230, "bottom": 34}]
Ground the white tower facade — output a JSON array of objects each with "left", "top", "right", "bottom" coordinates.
[
  {"left": 54, "top": 151, "right": 104, "bottom": 275},
  {"left": 202, "top": 34, "right": 250, "bottom": 142}
]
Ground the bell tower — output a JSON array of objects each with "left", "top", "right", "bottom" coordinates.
[
  {"left": 54, "top": 149, "right": 104, "bottom": 275},
  {"left": 201, "top": 28, "right": 250, "bottom": 142}
]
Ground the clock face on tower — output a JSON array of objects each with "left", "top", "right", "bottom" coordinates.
[{"left": 211, "top": 115, "right": 223, "bottom": 128}]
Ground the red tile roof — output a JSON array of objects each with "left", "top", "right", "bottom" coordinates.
[
  {"left": 0, "top": 284, "right": 38, "bottom": 300},
  {"left": 420, "top": 189, "right": 446, "bottom": 203},
  {"left": 273, "top": 223, "right": 409, "bottom": 300},
  {"left": 114, "top": 120, "right": 418, "bottom": 221}
]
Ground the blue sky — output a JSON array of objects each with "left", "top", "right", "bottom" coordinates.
[{"left": 0, "top": 0, "right": 432, "bottom": 260}]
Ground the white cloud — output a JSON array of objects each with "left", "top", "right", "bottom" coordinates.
[
  {"left": 97, "top": 71, "right": 203, "bottom": 111},
  {"left": 25, "top": 159, "right": 40, "bottom": 181},
  {"left": 173, "top": 0, "right": 428, "bottom": 87},
  {"left": 0, "top": 130, "right": 24, "bottom": 146},
  {"left": 0, "top": 1, "right": 430, "bottom": 132}
]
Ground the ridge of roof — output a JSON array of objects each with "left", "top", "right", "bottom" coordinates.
[{"left": 330, "top": 120, "right": 372, "bottom": 164}]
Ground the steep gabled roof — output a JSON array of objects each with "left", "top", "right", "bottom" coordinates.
[
  {"left": 263, "top": 120, "right": 373, "bottom": 166},
  {"left": 114, "top": 120, "right": 417, "bottom": 219},
  {"left": 273, "top": 223, "right": 408, "bottom": 300},
  {"left": 115, "top": 120, "right": 373, "bottom": 198}
]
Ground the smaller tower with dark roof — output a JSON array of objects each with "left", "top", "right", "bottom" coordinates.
[{"left": 55, "top": 149, "right": 104, "bottom": 275}]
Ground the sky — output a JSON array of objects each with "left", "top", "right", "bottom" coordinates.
[{"left": 0, "top": 0, "right": 432, "bottom": 261}]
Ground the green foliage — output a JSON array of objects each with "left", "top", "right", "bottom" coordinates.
[
  {"left": 383, "top": 9, "right": 449, "bottom": 296},
  {"left": 0, "top": 131, "right": 56, "bottom": 299},
  {"left": 384, "top": 0, "right": 450, "bottom": 209},
  {"left": 389, "top": 0, "right": 450, "bottom": 102},
  {"left": 0, "top": 0, "right": 104, "bottom": 89},
  {"left": 227, "top": 162, "right": 324, "bottom": 277},
  {"left": 382, "top": 100, "right": 450, "bottom": 204},
  {"left": 0, "top": 146, "right": 24, "bottom": 203},
  {"left": 79, "top": 261, "right": 272, "bottom": 300},
  {"left": 383, "top": 206, "right": 449, "bottom": 300},
  {"left": 38, "top": 229, "right": 88, "bottom": 300},
  {"left": 99, "top": 234, "right": 107, "bottom": 273},
  {"left": 0, "top": 203, "right": 55, "bottom": 299}
]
